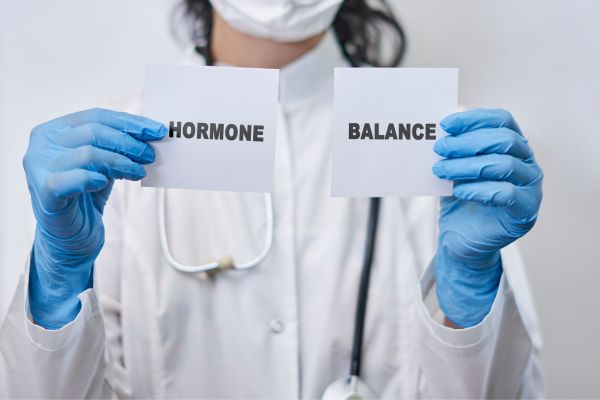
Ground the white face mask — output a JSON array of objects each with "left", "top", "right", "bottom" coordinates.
[{"left": 209, "top": 0, "right": 345, "bottom": 42}]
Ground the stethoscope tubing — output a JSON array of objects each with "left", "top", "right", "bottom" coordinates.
[
  {"left": 158, "top": 188, "right": 274, "bottom": 273},
  {"left": 350, "top": 197, "right": 381, "bottom": 377}
]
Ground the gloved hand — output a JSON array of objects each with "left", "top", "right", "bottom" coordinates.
[
  {"left": 432, "top": 108, "right": 543, "bottom": 328},
  {"left": 23, "top": 108, "right": 166, "bottom": 329}
]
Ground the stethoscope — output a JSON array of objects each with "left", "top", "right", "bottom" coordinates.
[
  {"left": 160, "top": 189, "right": 381, "bottom": 400},
  {"left": 158, "top": 19, "right": 406, "bottom": 397},
  {"left": 159, "top": 190, "right": 274, "bottom": 273}
]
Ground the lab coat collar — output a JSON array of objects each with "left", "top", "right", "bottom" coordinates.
[
  {"left": 180, "top": 29, "right": 347, "bottom": 107},
  {"left": 278, "top": 29, "right": 347, "bottom": 107}
]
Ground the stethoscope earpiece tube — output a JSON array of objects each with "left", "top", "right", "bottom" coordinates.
[{"left": 159, "top": 189, "right": 274, "bottom": 273}]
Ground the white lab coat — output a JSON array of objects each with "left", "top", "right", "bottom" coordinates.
[{"left": 0, "top": 31, "right": 543, "bottom": 399}]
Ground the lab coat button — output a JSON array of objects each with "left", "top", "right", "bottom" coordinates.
[{"left": 269, "top": 320, "right": 284, "bottom": 334}]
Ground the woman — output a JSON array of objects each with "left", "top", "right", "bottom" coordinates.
[{"left": 0, "top": 0, "right": 543, "bottom": 398}]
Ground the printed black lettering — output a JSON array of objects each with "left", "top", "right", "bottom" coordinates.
[
  {"left": 183, "top": 122, "right": 195, "bottom": 139},
  {"left": 239, "top": 125, "right": 252, "bottom": 141},
  {"left": 425, "top": 123, "right": 436, "bottom": 140},
  {"left": 254, "top": 125, "right": 264, "bottom": 142},
  {"left": 398, "top": 124, "right": 411, "bottom": 140},
  {"left": 167, "top": 121, "right": 266, "bottom": 142},
  {"left": 349, "top": 123, "right": 360, "bottom": 139},
  {"left": 362, "top": 124, "right": 374, "bottom": 139},
  {"left": 225, "top": 124, "right": 238, "bottom": 140},
  {"left": 169, "top": 121, "right": 181, "bottom": 138},
  {"left": 210, "top": 123, "right": 224, "bottom": 140},
  {"left": 385, "top": 123, "right": 398, "bottom": 140},
  {"left": 412, "top": 123, "right": 424, "bottom": 140},
  {"left": 346, "top": 122, "right": 438, "bottom": 141},
  {"left": 197, "top": 123, "right": 208, "bottom": 139},
  {"left": 374, "top": 123, "right": 385, "bottom": 140}
]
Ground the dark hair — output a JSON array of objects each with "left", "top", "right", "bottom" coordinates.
[{"left": 182, "top": 0, "right": 406, "bottom": 67}]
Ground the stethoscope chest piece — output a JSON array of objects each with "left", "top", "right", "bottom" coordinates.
[{"left": 322, "top": 376, "right": 377, "bottom": 400}]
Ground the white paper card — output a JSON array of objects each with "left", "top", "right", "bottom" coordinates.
[
  {"left": 331, "top": 68, "right": 458, "bottom": 197},
  {"left": 142, "top": 65, "right": 279, "bottom": 192}
]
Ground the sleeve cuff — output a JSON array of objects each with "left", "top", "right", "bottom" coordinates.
[
  {"left": 417, "top": 260, "right": 507, "bottom": 348},
  {"left": 22, "top": 255, "right": 102, "bottom": 352}
]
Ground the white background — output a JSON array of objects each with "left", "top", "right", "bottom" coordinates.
[{"left": 0, "top": 0, "right": 598, "bottom": 397}]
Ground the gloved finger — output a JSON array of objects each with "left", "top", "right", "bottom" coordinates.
[
  {"left": 440, "top": 108, "right": 522, "bottom": 136},
  {"left": 52, "top": 145, "right": 146, "bottom": 180},
  {"left": 54, "top": 108, "right": 167, "bottom": 141},
  {"left": 44, "top": 169, "right": 109, "bottom": 198},
  {"left": 452, "top": 180, "right": 528, "bottom": 207},
  {"left": 58, "top": 123, "right": 156, "bottom": 164},
  {"left": 434, "top": 127, "right": 533, "bottom": 159},
  {"left": 433, "top": 154, "right": 543, "bottom": 186},
  {"left": 454, "top": 180, "right": 542, "bottom": 226}
]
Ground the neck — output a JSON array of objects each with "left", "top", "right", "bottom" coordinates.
[{"left": 210, "top": 11, "right": 325, "bottom": 69}]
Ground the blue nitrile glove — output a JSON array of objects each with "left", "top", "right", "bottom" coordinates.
[
  {"left": 431, "top": 108, "right": 543, "bottom": 328},
  {"left": 23, "top": 108, "right": 166, "bottom": 329}
]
